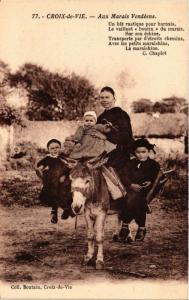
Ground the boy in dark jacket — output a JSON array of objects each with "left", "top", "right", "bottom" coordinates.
[{"left": 118, "top": 138, "right": 160, "bottom": 241}]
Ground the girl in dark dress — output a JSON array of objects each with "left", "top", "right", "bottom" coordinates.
[
  {"left": 36, "top": 139, "right": 74, "bottom": 224},
  {"left": 97, "top": 86, "right": 134, "bottom": 170}
]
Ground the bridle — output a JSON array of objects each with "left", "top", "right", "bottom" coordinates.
[
  {"left": 71, "top": 174, "right": 95, "bottom": 201},
  {"left": 71, "top": 186, "right": 89, "bottom": 197}
]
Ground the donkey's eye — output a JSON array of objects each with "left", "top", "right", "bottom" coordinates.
[{"left": 85, "top": 179, "right": 90, "bottom": 184}]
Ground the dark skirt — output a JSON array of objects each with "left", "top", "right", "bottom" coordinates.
[
  {"left": 106, "top": 146, "right": 130, "bottom": 170},
  {"left": 39, "top": 184, "right": 72, "bottom": 209},
  {"left": 39, "top": 168, "right": 72, "bottom": 209}
]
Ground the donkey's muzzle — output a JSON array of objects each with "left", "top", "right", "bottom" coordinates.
[{"left": 72, "top": 204, "right": 83, "bottom": 215}]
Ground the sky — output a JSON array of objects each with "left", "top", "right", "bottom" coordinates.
[{"left": 0, "top": 0, "right": 188, "bottom": 110}]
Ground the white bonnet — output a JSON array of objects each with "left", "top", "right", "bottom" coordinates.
[{"left": 84, "top": 111, "right": 97, "bottom": 122}]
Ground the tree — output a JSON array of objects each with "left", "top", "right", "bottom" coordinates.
[
  {"left": 9, "top": 63, "right": 97, "bottom": 120},
  {"left": 153, "top": 101, "right": 172, "bottom": 113},
  {"left": 0, "top": 60, "right": 25, "bottom": 127},
  {"left": 0, "top": 60, "right": 11, "bottom": 103},
  {"left": 132, "top": 96, "right": 188, "bottom": 114},
  {"left": 161, "top": 97, "right": 187, "bottom": 113}
]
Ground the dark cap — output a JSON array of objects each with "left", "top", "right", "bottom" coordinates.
[
  {"left": 47, "top": 139, "right": 61, "bottom": 149},
  {"left": 100, "top": 86, "right": 115, "bottom": 97},
  {"left": 131, "top": 138, "right": 156, "bottom": 153}
]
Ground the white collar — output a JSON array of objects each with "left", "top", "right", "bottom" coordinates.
[{"left": 47, "top": 154, "right": 59, "bottom": 158}]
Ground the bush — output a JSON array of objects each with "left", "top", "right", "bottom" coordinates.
[
  {"left": 6, "top": 141, "right": 38, "bottom": 170},
  {"left": 159, "top": 155, "right": 188, "bottom": 211},
  {"left": 0, "top": 104, "right": 23, "bottom": 126},
  {"left": 1, "top": 172, "right": 41, "bottom": 207},
  {"left": 132, "top": 99, "right": 153, "bottom": 113}
]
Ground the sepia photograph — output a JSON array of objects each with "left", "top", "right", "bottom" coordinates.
[{"left": 0, "top": 0, "right": 188, "bottom": 299}]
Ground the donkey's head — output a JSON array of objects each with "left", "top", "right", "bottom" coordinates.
[
  {"left": 61, "top": 153, "right": 108, "bottom": 215},
  {"left": 70, "top": 162, "right": 92, "bottom": 215}
]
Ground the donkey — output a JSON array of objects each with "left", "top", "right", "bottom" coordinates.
[
  {"left": 60, "top": 154, "right": 117, "bottom": 270},
  {"left": 71, "top": 162, "right": 111, "bottom": 270}
]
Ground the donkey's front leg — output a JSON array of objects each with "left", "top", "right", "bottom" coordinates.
[
  {"left": 112, "top": 213, "right": 122, "bottom": 242},
  {"left": 95, "top": 211, "right": 106, "bottom": 270},
  {"left": 82, "top": 210, "right": 95, "bottom": 265}
]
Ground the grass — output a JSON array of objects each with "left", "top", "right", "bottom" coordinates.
[{"left": 1, "top": 171, "right": 41, "bottom": 207}]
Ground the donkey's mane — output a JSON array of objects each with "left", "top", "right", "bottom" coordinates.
[{"left": 70, "top": 163, "right": 91, "bottom": 179}]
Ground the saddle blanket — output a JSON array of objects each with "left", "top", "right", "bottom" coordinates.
[{"left": 102, "top": 166, "right": 127, "bottom": 200}]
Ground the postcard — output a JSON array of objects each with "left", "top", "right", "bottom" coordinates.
[{"left": 0, "top": 0, "right": 188, "bottom": 299}]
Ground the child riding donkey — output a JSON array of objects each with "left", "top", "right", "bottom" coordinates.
[
  {"left": 69, "top": 110, "right": 126, "bottom": 200},
  {"left": 118, "top": 138, "right": 161, "bottom": 242},
  {"left": 35, "top": 139, "right": 75, "bottom": 224},
  {"left": 69, "top": 111, "right": 115, "bottom": 159}
]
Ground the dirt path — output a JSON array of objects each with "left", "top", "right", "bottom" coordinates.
[{"left": 0, "top": 200, "right": 187, "bottom": 284}]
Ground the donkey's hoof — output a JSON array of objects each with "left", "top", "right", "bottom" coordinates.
[
  {"left": 95, "top": 260, "right": 105, "bottom": 270},
  {"left": 81, "top": 256, "right": 93, "bottom": 266}
]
